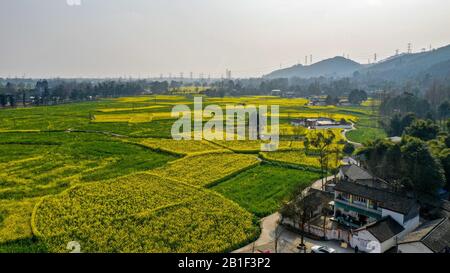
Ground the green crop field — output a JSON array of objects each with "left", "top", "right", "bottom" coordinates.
[
  {"left": 212, "top": 164, "right": 321, "bottom": 217},
  {"left": 0, "top": 95, "right": 383, "bottom": 253}
]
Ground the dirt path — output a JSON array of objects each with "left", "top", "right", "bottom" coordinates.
[{"left": 342, "top": 123, "right": 363, "bottom": 148}]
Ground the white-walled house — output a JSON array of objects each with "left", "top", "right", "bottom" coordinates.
[
  {"left": 351, "top": 216, "right": 405, "bottom": 253},
  {"left": 333, "top": 164, "right": 420, "bottom": 253}
]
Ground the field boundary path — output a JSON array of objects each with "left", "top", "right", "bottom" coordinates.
[{"left": 342, "top": 123, "right": 363, "bottom": 148}]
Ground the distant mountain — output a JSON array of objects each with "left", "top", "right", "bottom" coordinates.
[
  {"left": 264, "top": 56, "right": 362, "bottom": 79},
  {"left": 357, "top": 44, "right": 450, "bottom": 82},
  {"left": 265, "top": 44, "right": 450, "bottom": 82}
]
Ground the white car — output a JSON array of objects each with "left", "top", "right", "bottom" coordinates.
[{"left": 310, "top": 245, "right": 336, "bottom": 253}]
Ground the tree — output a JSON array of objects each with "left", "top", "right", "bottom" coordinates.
[
  {"left": 383, "top": 112, "right": 416, "bottom": 137},
  {"left": 404, "top": 119, "right": 439, "bottom": 141},
  {"left": 8, "top": 95, "right": 16, "bottom": 107},
  {"left": 0, "top": 94, "right": 6, "bottom": 107},
  {"left": 357, "top": 139, "right": 400, "bottom": 181},
  {"left": 438, "top": 149, "right": 450, "bottom": 191},
  {"left": 400, "top": 138, "right": 445, "bottom": 195},
  {"left": 325, "top": 95, "right": 338, "bottom": 106},
  {"left": 309, "top": 130, "right": 336, "bottom": 189},
  {"left": 380, "top": 92, "right": 431, "bottom": 118},
  {"left": 387, "top": 113, "right": 402, "bottom": 137},
  {"left": 358, "top": 137, "right": 445, "bottom": 195},
  {"left": 438, "top": 101, "right": 450, "bottom": 124},
  {"left": 280, "top": 190, "right": 315, "bottom": 252},
  {"left": 348, "top": 89, "right": 368, "bottom": 105},
  {"left": 343, "top": 142, "right": 355, "bottom": 155}
]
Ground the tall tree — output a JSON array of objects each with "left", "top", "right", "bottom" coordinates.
[
  {"left": 309, "top": 130, "right": 336, "bottom": 188},
  {"left": 404, "top": 119, "right": 439, "bottom": 141},
  {"left": 400, "top": 138, "right": 445, "bottom": 195}
]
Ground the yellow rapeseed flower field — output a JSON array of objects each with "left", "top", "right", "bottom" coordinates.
[
  {"left": 149, "top": 153, "right": 260, "bottom": 187},
  {"left": 33, "top": 173, "right": 258, "bottom": 253}
]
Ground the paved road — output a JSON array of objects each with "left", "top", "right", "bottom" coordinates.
[{"left": 233, "top": 213, "right": 352, "bottom": 253}]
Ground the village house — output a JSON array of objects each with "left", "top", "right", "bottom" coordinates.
[
  {"left": 271, "top": 89, "right": 282, "bottom": 96},
  {"left": 279, "top": 163, "right": 448, "bottom": 253},
  {"left": 290, "top": 117, "right": 352, "bottom": 130},
  {"left": 307, "top": 96, "right": 327, "bottom": 106},
  {"left": 332, "top": 164, "right": 420, "bottom": 252}
]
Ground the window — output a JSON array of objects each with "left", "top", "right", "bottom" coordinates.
[{"left": 353, "top": 195, "right": 366, "bottom": 205}]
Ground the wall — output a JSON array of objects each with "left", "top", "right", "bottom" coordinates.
[
  {"left": 402, "top": 215, "right": 420, "bottom": 235},
  {"left": 381, "top": 209, "right": 404, "bottom": 225}
]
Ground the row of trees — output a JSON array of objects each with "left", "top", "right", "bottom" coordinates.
[
  {"left": 0, "top": 80, "right": 172, "bottom": 107},
  {"left": 357, "top": 120, "right": 450, "bottom": 196}
]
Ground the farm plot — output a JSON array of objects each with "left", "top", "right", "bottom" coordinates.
[
  {"left": 139, "top": 138, "right": 224, "bottom": 156},
  {"left": 149, "top": 152, "right": 260, "bottom": 187},
  {"left": 97, "top": 105, "right": 165, "bottom": 113},
  {"left": 0, "top": 133, "right": 176, "bottom": 200},
  {"left": 33, "top": 173, "right": 259, "bottom": 253},
  {"left": 260, "top": 150, "right": 341, "bottom": 170},
  {"left": 212, "top": 165, "right": 321, "bottom": 217}
]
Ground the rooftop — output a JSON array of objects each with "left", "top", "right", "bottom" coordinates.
[
  {"left": 340, "top": 164, "right": 375, "bottom": 181},
  {"left": 398, "top": 218, "right": 450, "bottom": 253},
  {"left": 355, "top": 216, "right": 405, "bottom": 243},
  {"left": 335, "top": 179, "right": 419, "bottom": 216},
  {"left": 337, "top": 164, "right": 419, "bottom": 216}
]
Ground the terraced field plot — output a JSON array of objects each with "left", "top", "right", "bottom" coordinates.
[
  {"left": 260, "top": 150, "right": 340, "bottom": 170},
  {"left": 139, "top": 138, "right": 223, "bottom": 156},
  {"left": 149, "top": 152, "right": 260, "bottom": 187},
  {"left": 33, "top": 173, "right": 258, "bottom": 253}
]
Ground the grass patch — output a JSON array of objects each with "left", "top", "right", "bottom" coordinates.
[{"left": 212, "top": 165, "right": 321, "bottom": 217}]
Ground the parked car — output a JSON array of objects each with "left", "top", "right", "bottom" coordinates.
[{"left": 311, "top": 245, "right": 336, "bottom": 253}]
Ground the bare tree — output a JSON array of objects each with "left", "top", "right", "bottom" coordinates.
[
  {"left": 309, "top": 130, "right": 336, "bottom": 189},
  {"left": 280, "top": 190, "right": 315, "bottom": 252}
]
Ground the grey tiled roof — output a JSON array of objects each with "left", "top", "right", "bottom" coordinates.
[
  {"left": 341, "top": 164, "right": 374, "bottom": 181},
  {"left": 356, "top": 216, "right": 405, "bottom": 243},
  {"left": 335, "top": 179, "right": 419, "bottom": 215},
  {"left": 398, "top": 218, "right": 450, "bottom": 253},
  {"left": 422, "top": 218, "right": 450, "bottom": 253},
  {"left": 304, "top": 188, "right": 334, "bottom": 208}
]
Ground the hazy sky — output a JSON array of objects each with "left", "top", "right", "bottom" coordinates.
[{"left": 1, "top": 0, "right": 450, "bottom": 78}]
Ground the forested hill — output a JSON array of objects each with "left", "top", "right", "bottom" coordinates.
[
  {"left": 357, "top": 44, "right": 450, "bottom": 82},
  {"left": 265, "top": 44, "right": 450, "bottom": 83},
  {"left": 264, "top": 57, "right": 362, "bottom": 79}
]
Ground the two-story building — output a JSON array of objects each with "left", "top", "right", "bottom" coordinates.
[{"left": 333, "top": 164, "right": 420, "bottom": 252}]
